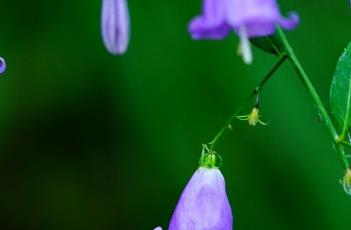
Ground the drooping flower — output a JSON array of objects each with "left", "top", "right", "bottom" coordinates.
[
  {"left": 0, "top": 57, "right": 6, "bottom": 74},
  {"left": 155, "top": 166, "right": 233, "bottom": 230},
  {"left": 189, "top": 0, "right": 299, "bottom": 64},
  {"left": 101, "top": 0, "right": 130, "bottom": 55}
]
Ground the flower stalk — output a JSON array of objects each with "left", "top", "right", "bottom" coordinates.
[
  {"left": 208, "top": 55, "right": 287, "bottom": 151},
  {"left": 208, "top": 27, "right": 350, "bottom": 170}
]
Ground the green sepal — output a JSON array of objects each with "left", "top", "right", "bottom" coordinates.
[
  {"left": 199, "top": 151, "right": 222, "bottom": 169},
  {"left": 250, "top": 35, "right": 284, "bottom": 56}
]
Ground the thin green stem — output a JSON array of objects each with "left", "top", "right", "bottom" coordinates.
[
  {"left": 336, "top": 144, "right": 350, "bottom": 171},
  {"left": 276, "top": 27, "right": 349, "bottom": 170},
  {"left": 208, "top": 55, "right": 287, "bottom": 151}
]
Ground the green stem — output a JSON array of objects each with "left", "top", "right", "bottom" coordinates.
[
  {"left": 341, "top": 140, "right": 351, "bottom": 148},
  {"left": 276, "top": 27, "right": 349, "bottom": 170},
  {"left": 208, "top": 55, "right": 287, "bottom": 151},
  {"left": 336, "top": 144, "right": 349, "bottom": 171}
]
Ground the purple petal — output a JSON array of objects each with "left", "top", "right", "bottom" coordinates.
[
  {"left": 239, "top": 20, "right": 276, "bottom": 37},
  {"left": 188, "top": 0, "right": 230, "bottom": 40},
  {"left": 189, "top": 0, "right": 299, "bottom": 40},
  {"left": 278, "top": 12, "right": 299, "bottom": 30},
  {"left": 189, "top": 18, "right": 230, "bottom": 40},
  {"left": 226, "top": 0, "right": 299, "bottom": 37},
  {"left": 225, "top": 0, "right": 278, "bottom": 27},
  {"left": 101, "top": 0, "right": 130, "bottom": 55},
  {"left": 202, "top": 0, "right": 226, "bottom": 25},
  {"left": 168, "top": 167, "right": 233, "bottom": 230},
  {"left": 0, "top": 57, "right": 6, "bottom": 74}
]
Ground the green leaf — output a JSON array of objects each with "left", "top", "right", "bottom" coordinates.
[{"left": 330, "top": 42, "right": 351, "bottom": 134}]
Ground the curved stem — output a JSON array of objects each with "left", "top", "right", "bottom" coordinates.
[
  {"left": 276, "top": 27, "right": 349, "bottom": 170},
  {"left": 208, "top": 55, "right": 287, "bottom": 151}
]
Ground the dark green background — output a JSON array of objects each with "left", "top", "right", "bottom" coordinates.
[{"left": 0, "top": 0, "right": 350, "bottom": 229}]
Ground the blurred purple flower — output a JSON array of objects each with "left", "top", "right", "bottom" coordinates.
[
  {"left": 155, "top": 167, "right": 233, "bottom": 230},
  {"left": 101, "top": 0, "right": 130, "bottom": 55},
  {"left": 189, "top": 0, "right": 299, "bottom": 64},
  {"left": 0, "top": 57, "right": 6, "bottom": 74}
]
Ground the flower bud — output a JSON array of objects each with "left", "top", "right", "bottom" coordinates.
[
  {"left": 101, "top": 0, "right": 130, "bottom": 55},
  {"left": 155, "top": 167, "right": 233, "bottom": 230},
  {"left": 0, "top": 57, "right": 6, "bottom": 74},
  {"left": 169, "top": 167, "right": 233, "bottom": 230}
]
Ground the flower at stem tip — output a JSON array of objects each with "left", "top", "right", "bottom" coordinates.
[
  {"left": 0, "top": 57, "right": 6, "bottom": 74},
  {"left": 237, "top": 107, "right": 267, "bottom": 126},
  {"left": 101, "top": 0, "right": 130, "bottom": 55},
  {"left": 188, "top": 0, "right": 299, "bottom": 64},
  {"left": 155, "top": 155, "right": 233, "bottom": 230}
]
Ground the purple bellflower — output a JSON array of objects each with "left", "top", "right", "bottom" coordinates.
[
  {"left": 101, "top": 0, "right": 130, "bottom": 55},
  {"left": 0, "top": 57, "right": 6, "bottom": 74},
  {"left": 189, "top": 0, "right": 299, "bottom": 64},
  {"left": 155, "top": 167, "right": 233, "bottom": 230}
]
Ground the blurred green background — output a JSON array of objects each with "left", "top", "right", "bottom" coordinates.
[{"left": 0, "top": 0, "right": 350, "bottom": 229}]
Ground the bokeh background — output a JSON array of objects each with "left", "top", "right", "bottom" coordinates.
[{"left": 0, "top": 0, "right": 350, "bottom": 229}]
